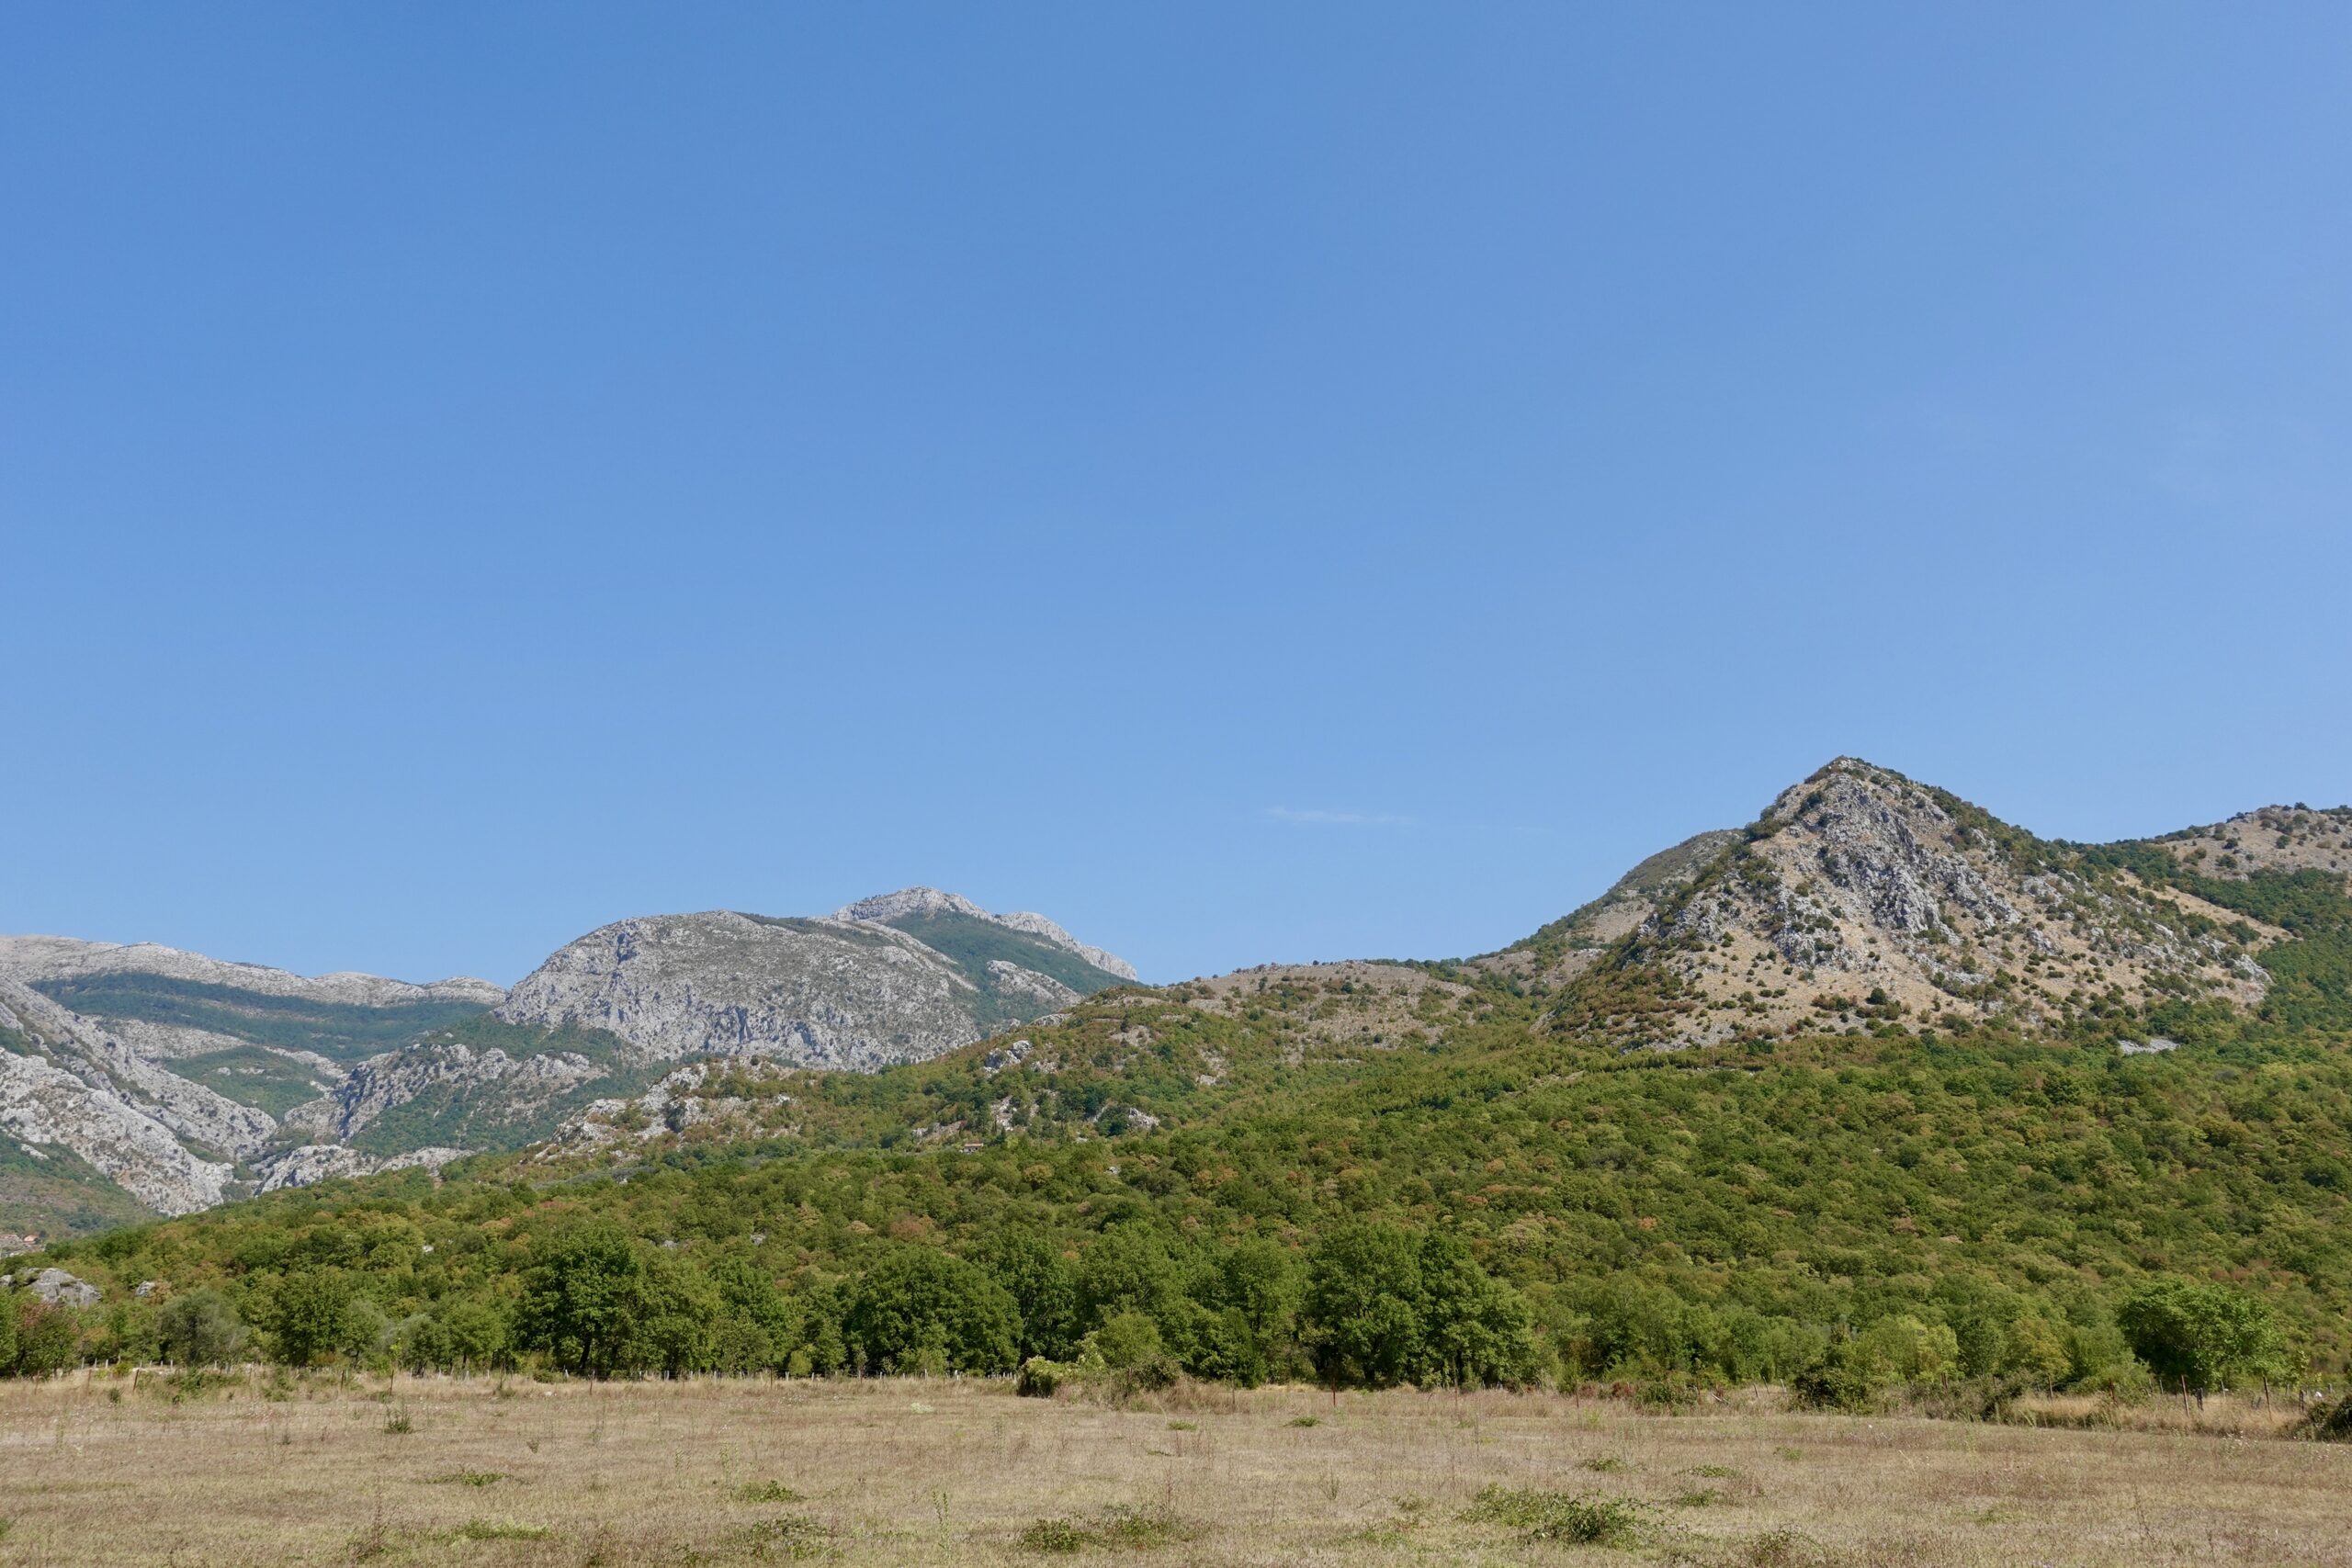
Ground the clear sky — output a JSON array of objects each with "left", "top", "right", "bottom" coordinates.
[{"left": 5, "top": 5, "right": 2349, "bottom": 987}]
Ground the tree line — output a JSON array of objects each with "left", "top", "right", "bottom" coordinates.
[
  {"left": 3, "top": 1218, "right": 1534, "bottom": 1389},
  {"left": 5, "top": 1215, "right": 2291, "bottom": 1409}
]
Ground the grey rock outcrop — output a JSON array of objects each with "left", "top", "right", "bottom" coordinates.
[
  {"left": 281, "top": 1040, "right": 603, "bottom": 1144},
  {"left": 0, "top": 939, "right": 513, "bottom": 1224},
  {"left": 32, "top": 1000, "right": 278, "bottom": 1159},
  {"left": 836, "top": 888, "right": 1140, "bottom": 981},
  {"left": 0, "top": 888, "right": 1130, "bottom": 1231},
  {"left": 984, "top": 960, "right": 1082, "bottom": 1010},
  {"left": 497, "top": 912, "right": 987, "bottom": 1067},
  {"left": 540, "top": 1060, "right": 775, "bottom": 1156},
  {"left": 498, "top": 891, "right": 1134, "bottom": 1071},
  {"left": 23, "top": 1267, "right": 101, "bottom": 1306},
  {"left": 252, "top": 1143, "right": 469, "bottom": 1193},
  {"left": 0, "top": 977, "right": 238, "bottom": 1213}
]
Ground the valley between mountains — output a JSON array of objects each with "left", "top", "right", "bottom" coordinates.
[{"left": 8, "top": 757, "right": 2352, "bottom": 1381}]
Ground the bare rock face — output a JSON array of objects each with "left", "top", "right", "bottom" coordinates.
[
  {"left": 0, "top": 976, "right": 239, "bottom": 1214},
  {"left": 0, "top": 889, "right": 1131, "bottom": 1231},
  {"left": 95, "top": 1015, "right": 333, "bottom": 1066},
  {"left": 280, "top": 1040, "right": 605, "bottom": 1145},
  {"left": 985, "top": 960, "right": 1082, "bottom": 1010},
  {"left": 0, "top": 987, "right": 278, "bottom": 1160},
  {"left": 540, "top": 1059, "right": 778, "bottom": 1158},
  {"left": 23, "top": 1267, "right": 101, "bottom": 1306},
  {"left": 497, "top": 912, "right": 985, "bottom": 1067},
  {"left": 497, "top": 892, "right": 1135, "bottom": 1070},
  {"left": 0, "top": 940, "right": 509, "bottom": 1226},
  {"left": 252, "top": 1143, "right": 469, "bottom": 1194}
]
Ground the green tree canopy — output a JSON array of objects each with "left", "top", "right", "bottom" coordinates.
[
  {"left": 707, "top": 1252, "right": 796, "bottom": 1373},
  {"left": 1413, "top": 1231, "right": 1536, "bottom": 1387},
  {"left": 264, "top": 1269, "right": 353, "bottom": 1368},
  {"left": 157, "top": 1288, "right": 245, "bottom": 1368},
  {"left": 2118, "top": 1280, "right": 2286, "bottom": 1395},
  {"left": 842, "top": 1247, "right": 1019, "bottom": 1375},
  {"left": 977, "top": 1226, "right": 1079, "bottom": 1361},
  {"left": 1302, "top": 1223, "right": 1422, "bottom": 1388},
  {"left": 513, "top": 1220, "right": 650, "bottom": 1378}
]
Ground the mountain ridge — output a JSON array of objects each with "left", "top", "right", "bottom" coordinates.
[
  {"left": 6, "top": 773, "right": 2347, "bottom": 1242},
  {"left": 0, "top": 935, "right": 502, "bottom": 1010},
  {"left": 833, "top": 887, "right": 1140, "bottom": 982},
  {"left": 0, "top": 887, "right": 1136, "bottom": 1234}
]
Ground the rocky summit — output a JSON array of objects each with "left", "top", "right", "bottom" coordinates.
[
  {"left": 1521, "top": 759, "right": 2301, "bottom": 1049},
  {"left": 495, "top": 889, "right": 1138, "bottom": 1069}
]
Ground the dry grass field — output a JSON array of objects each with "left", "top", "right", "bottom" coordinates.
[{"left": 0, "top": 1373, "right": 2345, "bottom": 1567}]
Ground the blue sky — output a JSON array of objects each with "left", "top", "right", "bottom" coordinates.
[{"left": 5, "top": 5, "right": 2348, "bottom": 987}]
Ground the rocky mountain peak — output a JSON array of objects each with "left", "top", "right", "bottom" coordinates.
[
  {"left": 1750, "top": 758, "right": 2022, "bottom": 937},
  {"left": 1581, "top": 759, "right": 2274, "bottom": 1046},
  {"left": 494, "top": 891, "right": 1135, "bottom": 1072},
  {"left": 836, "top": 887, "right": 1140, "bottom": 982},
  {"left": 835, "top": 887, "right": 987, "bottom": 923},
  {"left": 1760, "top": 755, "right": 1911, "bottom": 825},
  {"left": 6, "top": 764, "right": 2334, "bottom": 1241}
]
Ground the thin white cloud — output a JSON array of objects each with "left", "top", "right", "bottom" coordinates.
[{"left": 1265, "top": 807, "right": 1414, "bottom": 828}]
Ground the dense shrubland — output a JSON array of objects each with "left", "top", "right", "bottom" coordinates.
[{"left": 6, "top": 1021, "right": 2336, "bottom": 1403}]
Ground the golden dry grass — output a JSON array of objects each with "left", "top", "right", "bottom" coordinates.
[{"left": 0, "top": 1373, "right": 2345, "bottom": 1567}]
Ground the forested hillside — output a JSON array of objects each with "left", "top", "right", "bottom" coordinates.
[{"left": 8, "top": 761, "right": 2350, "bottom": 1404}]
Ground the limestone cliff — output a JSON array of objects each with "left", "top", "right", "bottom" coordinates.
[{"left": 496, "top": 891, "right": 1136, "bottom": 1069}]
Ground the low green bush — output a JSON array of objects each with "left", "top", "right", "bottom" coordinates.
[
  {"left": 1460, "top": 1484, "right": 1646, "bottom": 1545},
  {"left": 2298, "top": 1394, "right": 2352, "bottom": 1442}
]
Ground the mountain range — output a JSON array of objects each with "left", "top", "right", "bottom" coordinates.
[
  {"left": 0, "top": 888, "right": 1136, "bottom": 1234},
  {"left": 5, "top": 758, "right": 2347, "bottom": 1242}
]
